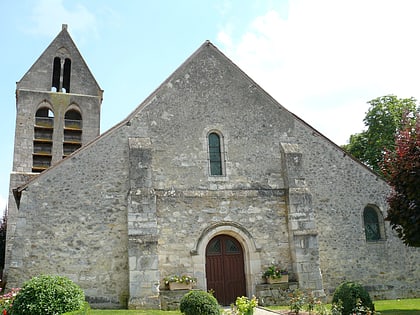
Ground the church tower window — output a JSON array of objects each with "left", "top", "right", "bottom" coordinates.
[
  {"left": 51, "top": 57, "right": 61, "bottom": 92},
  {"left": 363, "top": 205, "right": 385, "bottom": 241},
  {"left": 51, "top": 57, "right": 71, "bottom": 93},
  {"left": 208, "top": 132, "right": 224, "bottom": 176},
  {"left": 63, "top": 58, "right": 71, "bottom": 93},
  {"left": 63, "top": 108, "right": 82, "bottom": 157},
  {"left": 33, "top": 106, "right": 54, "bottom": 172}
]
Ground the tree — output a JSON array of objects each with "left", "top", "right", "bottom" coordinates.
[
  {"left": 0, "top": 207, "right": 7, "bottom": 283},
  {"left": 342, "top": 95, "right": 418, "bottom": 175},
  {"left": 381, "top": 113, "right": 420, "bottom": 247}
]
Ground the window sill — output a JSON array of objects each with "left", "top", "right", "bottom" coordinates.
[{"left": 208, "top": 175, "right": 228, "bottom": 182}]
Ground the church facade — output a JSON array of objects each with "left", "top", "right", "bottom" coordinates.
[{"left": 5, "top": 25, "right": 419, "bottom": 309}]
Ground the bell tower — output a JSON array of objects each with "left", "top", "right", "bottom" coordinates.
[
  {"left": 6, "top": 24, "right": 103, "bottom": 273},
  {"left": 12, "top": 24, "right": 103, "bottom": 175}
]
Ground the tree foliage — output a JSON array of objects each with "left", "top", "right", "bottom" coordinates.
[
  {"left": 381, "top": 113, "right": 420, "bottom": 247},
  {"left": 179, "top": 290, "right": 220, "bottom": 315},
  {"left": 343, "top": 95, "right": 418, "bottom": 175},
  {"left": 332, "top": 281, "right": 374, "bottom": 315},
  {"left": 0, "top": 208, "right": 6, "bottom": 275},
  {"left": 11, "top": 274, "right": 85, "bottom": 315}
]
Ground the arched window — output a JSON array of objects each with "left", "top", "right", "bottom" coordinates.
[
  {"left": 63, "top": 107, "right": 82, "bottom": 157},
  {"left": 208, "top": 132, "right": 223, "bottom": 176},
  {"left": 51, "top": 57, "right": 61, "bottom": 92},
  {"left": 363, "top": 205, "right": 385, "bottom": 241},
  {"left": 51, "top": 57, "right": 71, "bottom": 93},
  {"left": 33, "top": 106, "right": 54, "bottom": 172},
  {"left": 62, "top": 58, "right": 71, "bottom": 93},
  {"left": 64, "top": 108, "right": 82, "bottom": 125}
]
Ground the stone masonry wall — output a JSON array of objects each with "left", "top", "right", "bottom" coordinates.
[
  {"left": 127, "top": 138, "right": 160, "bottom": 309},
  {"left": 13, "top": 90, "right": 101, "bottom": 171},
  {"left": 7, "top": 128, "right": 131, "bottom": 308},
  {"left": 295, "top": 120, "right": 420, "bottom": 299},
  {"left": 156, "top": 189, "right": 289, "bottom": 291}
]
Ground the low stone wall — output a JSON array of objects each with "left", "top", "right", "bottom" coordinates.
[
  {"left": 256, "top": 282, "right": 299, "bottom": 306},
  {"left": 160, "top": 283, "right": 300, "bottom": 310},
  {"left": 159, "top": 289, "right": 189, "bottom": 310}
]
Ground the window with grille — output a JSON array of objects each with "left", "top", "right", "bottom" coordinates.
[
  {"left": 363, "top": 205, "right": 384, "bottom": 241},
  {"left": 208, "top": 132, "right": 224, "bottom": 176},
  {"left": 63, "top": 108, "right": 82, "bottom": 157},
  {"left": 33, "top": 106, "right": 54, "bottom": 172}
]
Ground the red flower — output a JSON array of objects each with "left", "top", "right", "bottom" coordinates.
[{"left": 3, "top": 309, "right": 7, "bottom": 315}]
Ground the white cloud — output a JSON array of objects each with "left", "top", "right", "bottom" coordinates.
[
  {"left": 216, "top": 0, "right": 420, "bottom": 144},
  {"left": 27, "top": 0, "right": 97, "bottom": 39}
]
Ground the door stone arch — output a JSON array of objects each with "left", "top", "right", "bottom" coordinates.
[{"left": 190, "top": 222, "right": 261, "bottom": 300}]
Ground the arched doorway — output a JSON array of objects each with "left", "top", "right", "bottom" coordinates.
[{"left": 205, "top": 235, "right": 246, "bottom": 305}]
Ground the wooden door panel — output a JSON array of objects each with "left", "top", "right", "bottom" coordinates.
[
  {"left": 224, "top": 254, "right": 245, "bottom": 303},
  {"left": 206, "top": 235, "right": 246, "bottom": 305},
  {"left": 206, "top": 255, "right": 224, "bottom": 297}
]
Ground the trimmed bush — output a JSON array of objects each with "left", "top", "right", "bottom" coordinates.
[
  {"left": 332, "top": 281, "right": 374, "bottom": 315},
  {"left": 62, "top": 302, "right": 90, "bottom": 315},
  {"left": 11, "top": 274, "right": 85, "bottom": 315},
  {"left": 179, "top": 290, "right": 220, "bottom": 315}
]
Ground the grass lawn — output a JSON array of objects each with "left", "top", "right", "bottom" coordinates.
[
  {"left": 375, "top": 299, "right": 420, "bottom": 314},
  {"left": 88, "top": 311, "right": 182, "bottom": 315},
  {"left": 81, "top": 298, "right": 420, "bottom": 314},
  {"left": 266, "top": 298, "right": 420, "bottom": 315}
]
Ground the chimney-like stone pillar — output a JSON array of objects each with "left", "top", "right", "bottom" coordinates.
[
  {"left": 127, "top": 138, "right": 160, "bottom": 309},
  {"left": 280, "top": 142, "right": 325, "bottom": 297}
]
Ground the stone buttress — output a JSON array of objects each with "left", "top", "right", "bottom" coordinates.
[
  {"left": 127, "top": 138, "right": 160, "bottom": 309},
  {"left": 280, "top": 142, "right": 325, "bottom": 297}
]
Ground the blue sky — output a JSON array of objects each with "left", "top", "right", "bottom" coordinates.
[{"left": 1, "top": 0, "right": 420, "bottom": 212}]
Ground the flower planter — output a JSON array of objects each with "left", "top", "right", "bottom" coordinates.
[
  {"left": 266, "top": 275, "right": 288, "bottom": 284},
  {"left": 168, "top": 282, "right": 193, "bottom": 291}
]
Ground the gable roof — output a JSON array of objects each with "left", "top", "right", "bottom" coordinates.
[
  {"left": 17, "top": 24, "right": 102, "bottom": 97},
  {"left": 14, "top": 40, "right": 385, "bottom": 199}
]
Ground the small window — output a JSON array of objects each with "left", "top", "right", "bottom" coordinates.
[
  {"left": 33, "top": 106, "right": 54, "bottom": 172},
  {"left": 363, "top": 205, "right": 384, "bottom": 241},
  {"left": 63, "top": 108, "right": 82, "bottom": 157},
  {"left": 51, "top": 57, "right": 71, "bottom": 93},
  {"left": 51, "top": 57, "right": 61, "bottom": 92},
  {"left": 208, "top": 132, "right": 223, "bottom": 176},
  {"left": 225, "top": 239, "right": 240, "bottom": 253},
  {"left": 64, "top": 108, "right": 82, "bottom": 128},
  {"left": 62, "top": 58, "right": 71, "bottom": 93},
  {"left": 35, "top": 107, "right": 54, "bottom": 127},
  {"left": 207, "top": 239, "right": 221, "bottom": 255}
]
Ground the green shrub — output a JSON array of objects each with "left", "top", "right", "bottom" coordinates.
[
  {"left": 332, "top": 281, "right": 374, "bottom": 315},
  {"left": 233, "top": 296, "right": 258, "bottom": 315},
  {"left": 179, "top": 290, "right": 220, "bottom": 315},
  {"left": 62, "top": 302, "right": 90, "bottom": 315},
  {"left": 11, "top": 274, "right": 85, "bottom": 315}
]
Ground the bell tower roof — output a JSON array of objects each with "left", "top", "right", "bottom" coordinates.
[{"left": 17, "top": 24, "right": 102, "bottom": 98}]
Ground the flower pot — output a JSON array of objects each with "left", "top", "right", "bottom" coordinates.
[
  {"left": 266, "top": 275, "right": 288, "bottom": 284},
  {"left": 168, "top": 282, "right": 193, "bottom": 291}
]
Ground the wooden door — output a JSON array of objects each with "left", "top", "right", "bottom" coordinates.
[{"left": 205, "top": 235, "right": 246, "bottom": 305}]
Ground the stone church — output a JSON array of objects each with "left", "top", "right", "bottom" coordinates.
[{"left": 5, "top": 25, "right": 419, "bottom": 309}]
